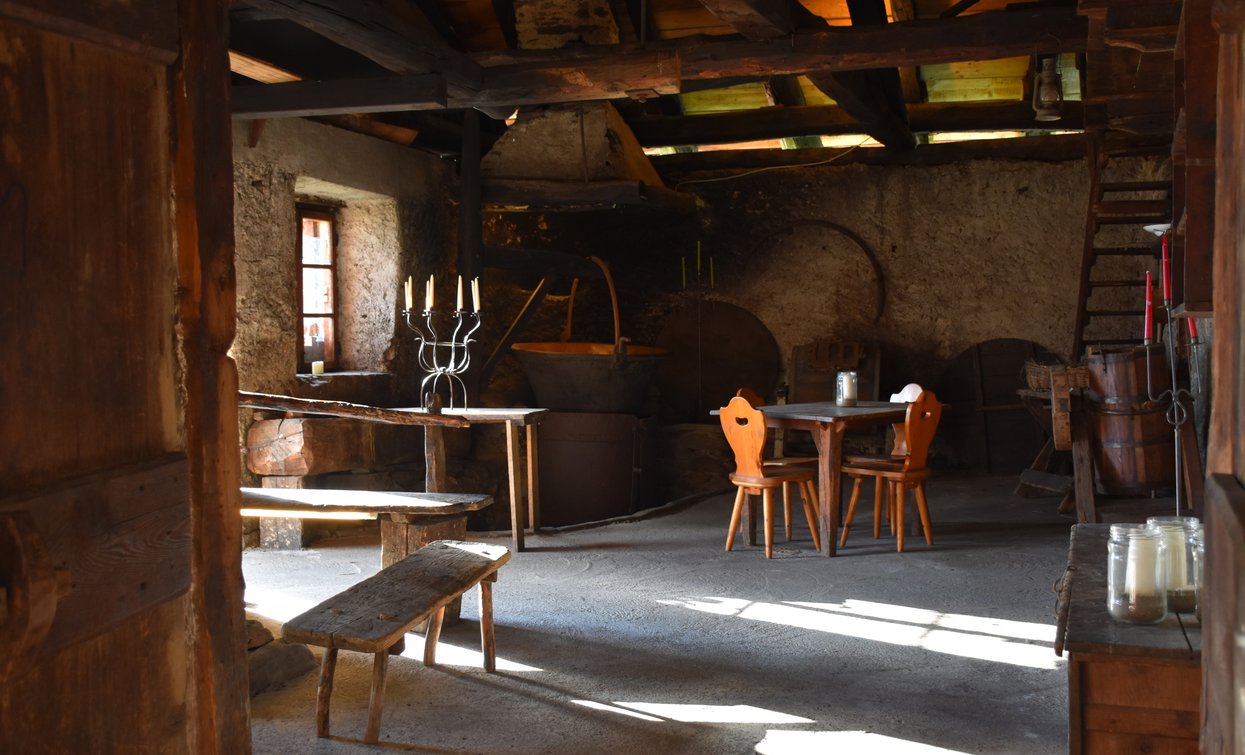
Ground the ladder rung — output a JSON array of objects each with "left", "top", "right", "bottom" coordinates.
[
  {"left": 1099, "top": 181, "right": 1170, "bottom": 194},
  {"left": 1094, "top": 200, "right": 1170, "bottom": 216},
  {"left": 1089, "top": 279, "right": 1148, "bottom": 287},
  {"left": 1086, "top": 309, "right": 1145, "bottom": 317},
  {"left": 1092, "top": 246, "right": 1154, "bottom": 257},
  {"left": 1094, "top": 214, "right": 1171, "bottom": 225}
]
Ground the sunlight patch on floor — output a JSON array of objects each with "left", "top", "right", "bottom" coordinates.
[
  {"left": 658, "top": 597, "right": 1062, "bottom": 670},
  {"left": 398, "top": 640, "right": 542, "bottom": 672},
  {"left": 756, "top": 729, "right": 970, "bottom": 754},
  {"left": 572, "top": 700, "right": 813, "bottom": 724}
]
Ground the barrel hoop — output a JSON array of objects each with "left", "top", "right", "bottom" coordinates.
[
  {"left": 1087, "top": 401, "right": 1170, "bottom": 417},
  {"left": 1098, "top": 436, "right": 1175, "bottom": 449}
]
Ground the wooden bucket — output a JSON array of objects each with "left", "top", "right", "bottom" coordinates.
[{"left": 1086, "top": 346, "right": 1176, "bottom": 496}]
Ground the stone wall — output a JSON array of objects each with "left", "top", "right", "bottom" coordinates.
[
  {"left": 232, "top": 119, "right": 456, "bottom": 486},
  {"left": 483, "top": 151, "right": 1169, "bottom": 401}
]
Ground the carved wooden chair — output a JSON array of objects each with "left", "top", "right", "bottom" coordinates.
[
  {"left": 735, "top": 388, "right": 818, "bottom": 541},
  {"left": 839, "top": 390, "right": 943, "bottom": 552},
  {"left": 719, "top": 396, "right": 821, "bottom": 558}
]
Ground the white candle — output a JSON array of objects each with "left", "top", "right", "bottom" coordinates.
[
  {"left": 1161, "top": 527, "right": 1189, "bottom": 589},
  {"left": 456, "top": 275, "right": 464, "bottom": 311},
  {"left": 472, "top": 277, "right": 481, "bottom": 312},
  {"left": 404, "top": 276, "right": 413, "bottom": 310},
  {"left": 1124, "top": 535, "right": 1159, "bottom": 599},
  {"left": 311, "top": 360, "right": 325, "bottom": 375},
  {"left": 426, "top": 275, "right": 434, "bottom": 311}
]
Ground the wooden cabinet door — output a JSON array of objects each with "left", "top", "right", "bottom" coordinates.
[
  {"left": 1204, "top": 5, "right": 1245, "bottom": 752},
  {"left": 0, "top": 2, "right": 247, "bottom": 751}
]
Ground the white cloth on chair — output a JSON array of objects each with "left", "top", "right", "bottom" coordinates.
[{"left": 889, "top": 383, "right": 924, "bottom": 403}]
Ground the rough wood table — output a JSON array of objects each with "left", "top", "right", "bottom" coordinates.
[
  {"left": 282, "top": 540, "right": 512, "bottom": 744},
  {"left": 392, "top": 406, "right": 548, "bottom": 552},
  {"left": 238, "top": 392, "right": 546, "bottom": 552},
  {"left": 1056, "top": 524, "right": 1201, "bottom": 753},
  {"left": 239, "top": 487, "right": 493, "bottom": 566},
  {"left": 715, "top": 401, "right": 907, "bottom": 556}
]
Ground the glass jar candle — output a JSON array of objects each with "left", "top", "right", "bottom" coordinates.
[
  {"left": 836, "top": 370, "right": 858, "bottom": 407},
  {"left": 1107, "top": 524, "right": 1168, "bottom": 624},
  {"left": 1192, "top": 528, "right": 1205, "bottom": 623},
  {"left": 1146, "top": 516, "right": 1202, "bottom": 613}
]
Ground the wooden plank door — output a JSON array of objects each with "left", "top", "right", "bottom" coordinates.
[
  {"left": 1203, "top": 3, "right": 1245, "bottom": 752},
  {"left": 0, "top": 1, "right": 248, "bottom": 751}
]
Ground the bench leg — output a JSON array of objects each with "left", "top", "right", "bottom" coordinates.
[
  {"left": 364, "top": 650, "right": 388, "bottom": 744},
  {"left": 422, "top": 605, "right": 446, "bottom": 667},
  {"left": 316, "top": 648, "right": 337, "bottom": 738},
  {"left": 480, "top": 575, "right": 496, "bottom": 672}
]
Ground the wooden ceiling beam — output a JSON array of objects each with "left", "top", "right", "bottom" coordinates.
[
  {"left": 232, "top": 75, "right": 447, "bottom": 119},
  {"left": 473, "top": 7, "right": 1087, "bottom": 82},
  {"left": 626, "top": 100, "right": 1083, "bottom": 147},
  {"left": 229, "top": 8, "right": 1085, "bottom": 114},
  {"left": 807, "top": 71, "right": 916, "bottom": 149},
  {"left": 242, "top": 0, "right": 482, "bottom": 88},
  {"left": 805, "top": 0, "right": 915, "bottom": 150},
  {"left": 695, "top": 0, "right": 797, "bottom": 39}
]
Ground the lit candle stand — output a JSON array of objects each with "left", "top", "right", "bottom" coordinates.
[{"left": 402, "top": 274, "right": 482, "bottom": 409}]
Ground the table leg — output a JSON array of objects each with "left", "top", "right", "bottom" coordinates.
[
  {"left": 526, "top": 423, "right": 540, "bottom": 532},
  {"left": 505, "top": 421, "right": 526, "bottom": 552},
  {"left": 814, "top": 423, "right": 845, "bottom": 557}
]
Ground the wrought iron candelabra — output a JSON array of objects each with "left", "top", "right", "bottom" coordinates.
[
  {"left": 403, "top": 306, "right": 481, "bottom": 409},
  {"left": 1144, "top": 234, "right": 1196, "bottom": 516}
]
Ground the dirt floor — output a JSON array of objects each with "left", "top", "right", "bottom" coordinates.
[{"left": 245, "top": 474, "right": 1075, "bottom": 754}]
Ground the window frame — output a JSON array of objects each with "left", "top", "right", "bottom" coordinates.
[{"left": 296, "top": 204, "right": 340, "bottom": 374}]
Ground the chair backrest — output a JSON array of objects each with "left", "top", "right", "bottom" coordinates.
[
  {"left": 735, "top": 387, "right": 765, "bottom": 407},
  {"left": 719, "top": 395, "right": 768, "bottom": 479},
  {"left": 902, "top": 390, "right": 943, "bottom": 471}
]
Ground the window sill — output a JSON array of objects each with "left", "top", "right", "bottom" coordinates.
[{"left": 294, "top": 370, "right": 394, "bottom": 405}]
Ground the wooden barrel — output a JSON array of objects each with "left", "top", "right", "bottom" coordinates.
[{"left": 1086, "top": 346, "right": 1176, "bottom": 496}]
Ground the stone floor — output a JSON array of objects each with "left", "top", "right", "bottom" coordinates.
[{"left": 245, "top": 474, "right": 1076, "bottom": 754}]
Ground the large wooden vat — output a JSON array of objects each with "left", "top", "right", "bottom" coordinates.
[{"left": 1086, "top": 347, "right": 1176, "bottom": 496}]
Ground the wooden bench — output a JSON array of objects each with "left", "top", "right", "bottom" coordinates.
[{"left": 281, "top": 539, "right": 512, "bottom": 744}]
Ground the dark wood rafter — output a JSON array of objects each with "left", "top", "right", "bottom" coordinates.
[
  {"left": 227, "top": 8, "right": 1085, "bottom": 116},
  {"left": 242, "top": 0, "right": 482, "bottom": 88},
  {"left": 808, "top": 70, "right": 916, "bottom": 149},
  {"left": 806, "top": 0, "right": 914, "bottom": 150},
  {"left": 695, "top": 0, "right": 796, "bottom": 38},
  {"left": 626, "top": 100, "right": 1084, "bottom": 147},
  {"left": 887, "top": 0, "right": 926, "bottom": 103},
  {"left": 231, "top": 74, "right": 447, "bottom": 119},
  {"left": 651, "top": 132, "right": 1170, "bottom": 175}
]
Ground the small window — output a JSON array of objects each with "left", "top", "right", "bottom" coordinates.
[{"left": 297, "top": 206, "right": 338, "bottom": 372}]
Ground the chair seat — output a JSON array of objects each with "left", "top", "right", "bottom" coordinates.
[
  {"left": 728, "top": 467, "right": 815, "bottom": 488},
  {"left": 762, "top": 456, "right": 817, "bottom": 467}
]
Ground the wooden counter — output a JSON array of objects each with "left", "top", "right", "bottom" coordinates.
[{"left": 1057, "top": 524, "right": 1201, "bottom": 754}]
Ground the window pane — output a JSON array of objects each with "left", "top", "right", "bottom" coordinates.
[
  {"left": 302, "top": 317, "right": 334, "bottom": 365},
  {"left": 303, "top": 267, "right": 334, "bottom": 314},
  {"left": 301, "top": 217, "right": 332, "bottom": 265}
]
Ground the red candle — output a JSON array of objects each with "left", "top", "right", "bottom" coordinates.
[
  {"left": 1144, "top": 271, "right": 1154, "bottom": 342},
  {"left": 1161, "top": 234, "right": 1172, "bottom": 303},
  {"left": 1188, "top": 317, "right": 1199, "bottom": 340}
]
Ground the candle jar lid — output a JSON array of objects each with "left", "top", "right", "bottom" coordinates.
[{"left": 1109, "top": 523, "right": 1148, "bottom": 542}]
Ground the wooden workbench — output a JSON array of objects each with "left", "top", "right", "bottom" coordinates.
[{"left": 1056, "top": 524, "right": 1201, "bottom": 753}]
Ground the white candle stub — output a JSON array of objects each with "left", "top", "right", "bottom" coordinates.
[
  {"left": 1161, "top": 527, "right": 1189, "bottom": 589},
  {"left": 1124, "top": 535, "right": 1159, "bottom": 599},
  {"left": 311, "top": 360, "right": 325, "bottom": 375}
]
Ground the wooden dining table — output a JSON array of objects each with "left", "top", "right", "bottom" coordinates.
[{"left": 724, "top": 400, "right": 908, "bottom": 557}]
